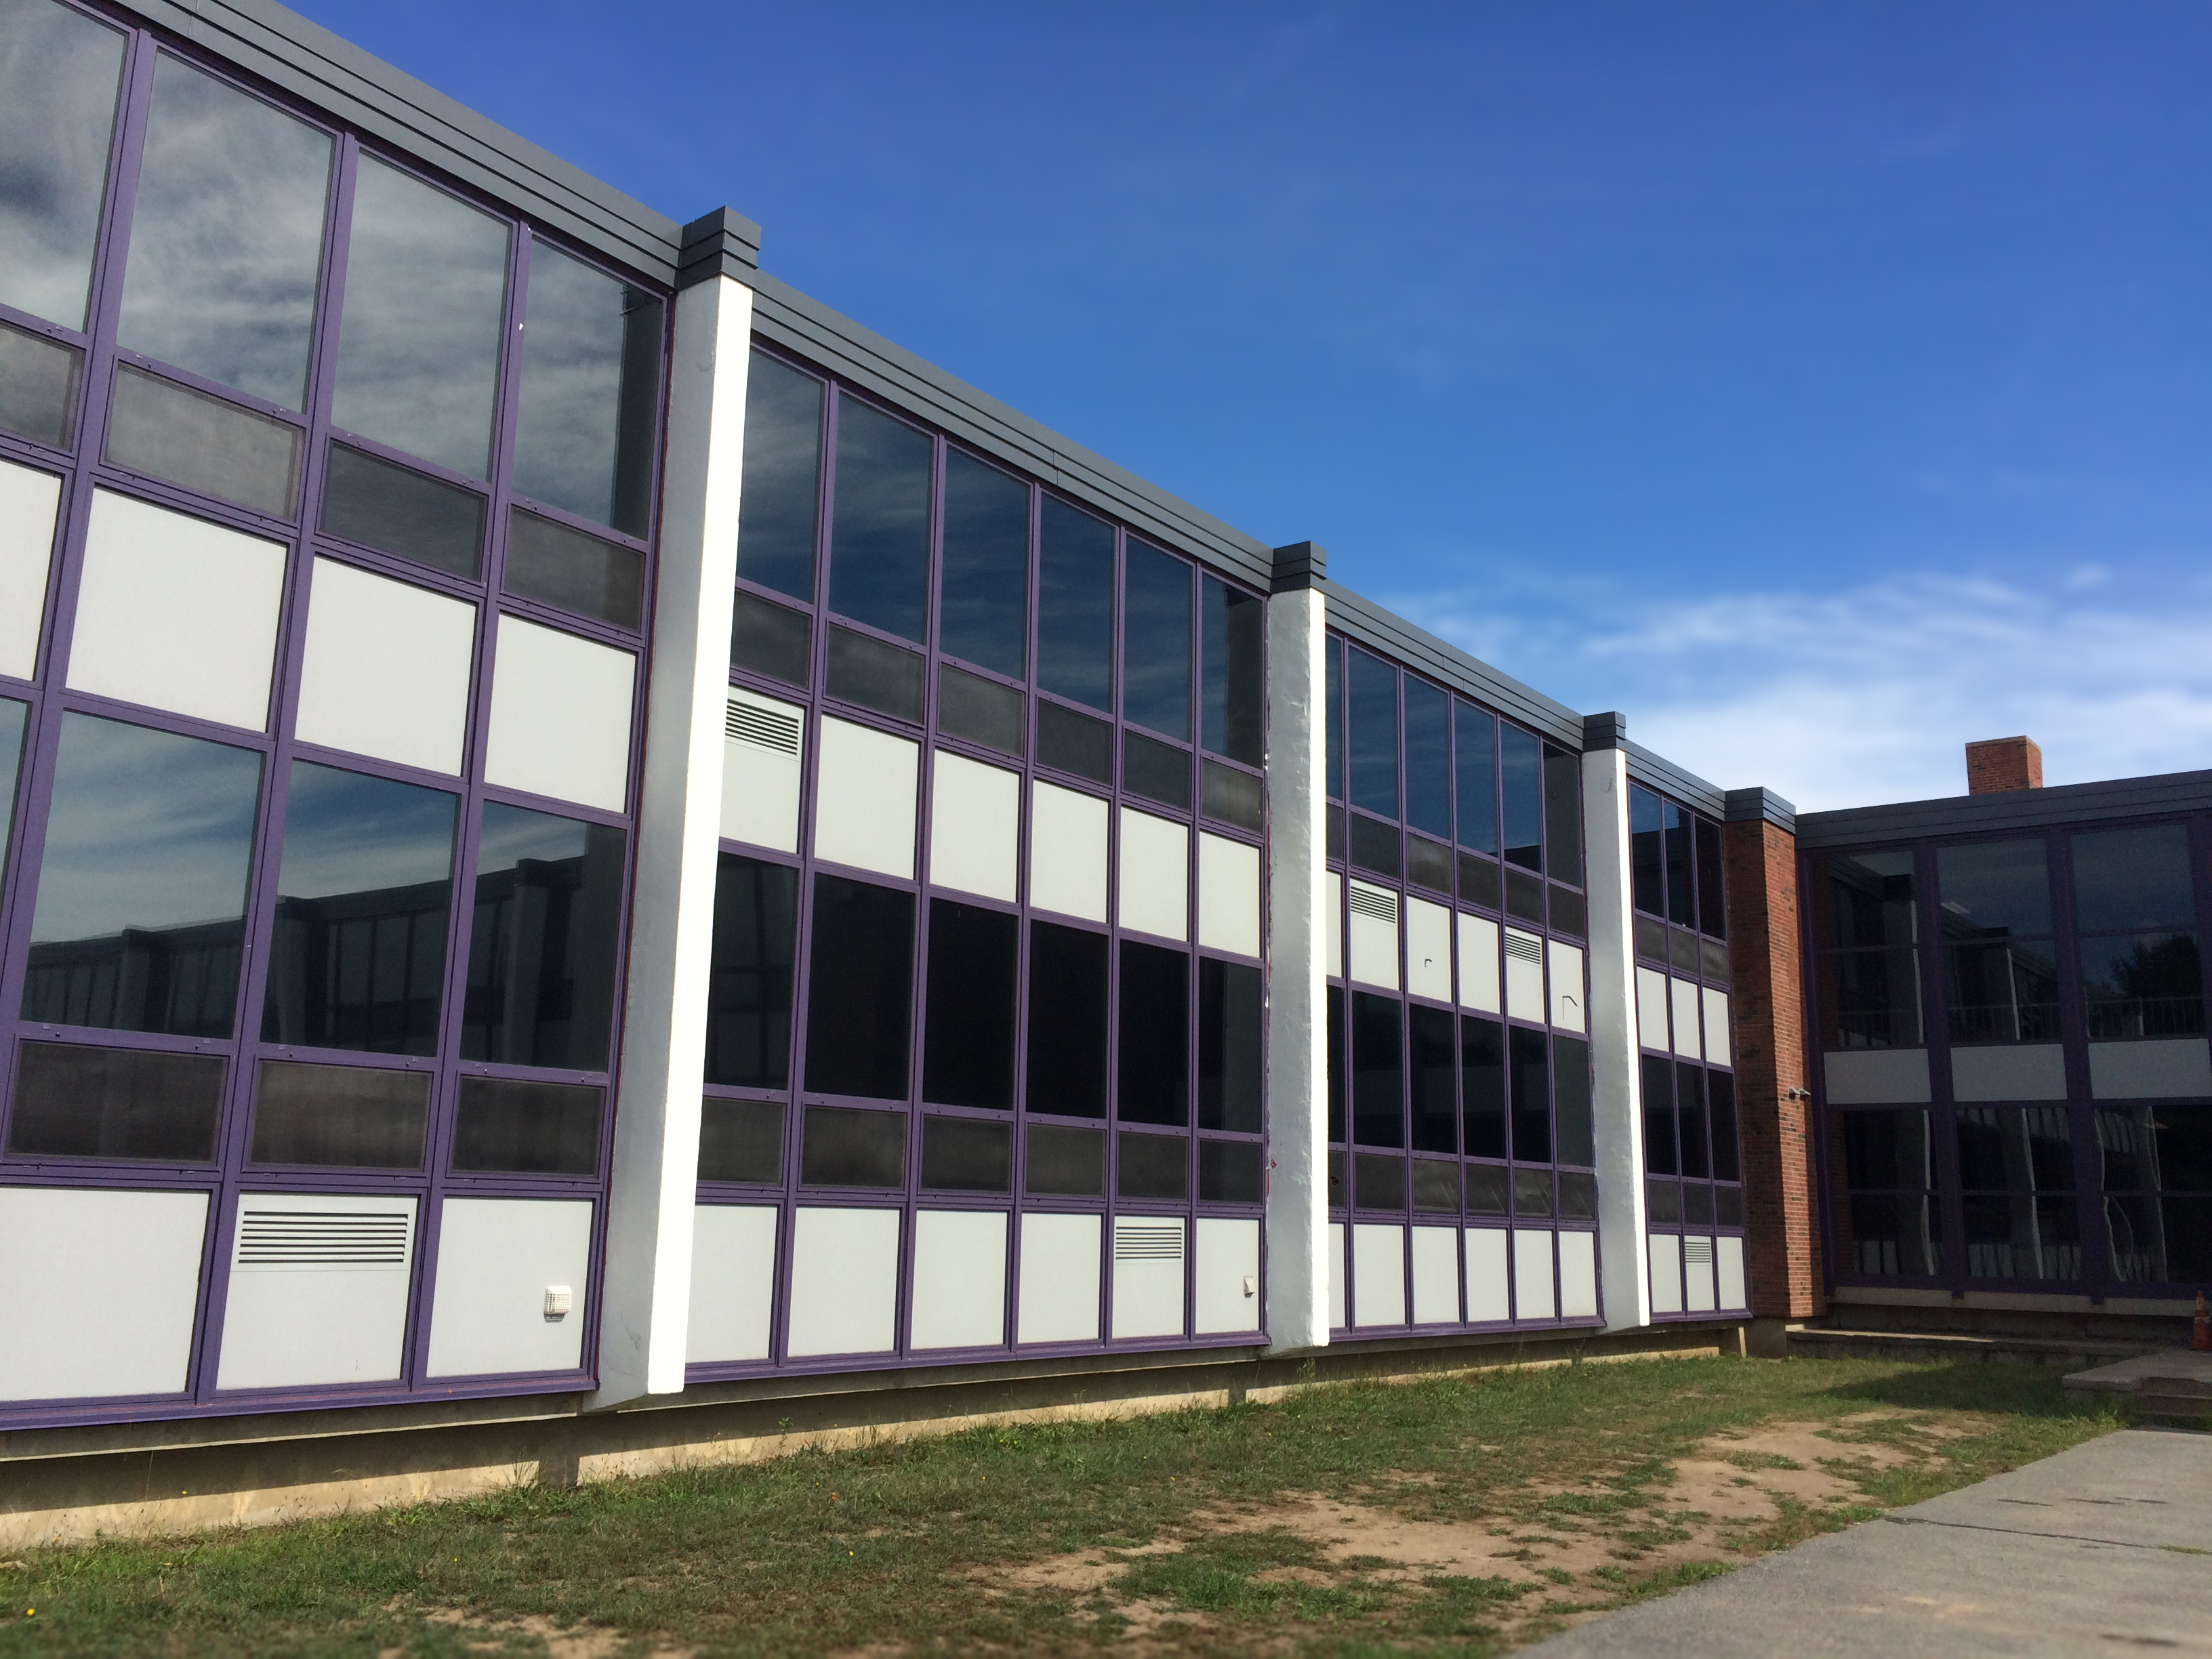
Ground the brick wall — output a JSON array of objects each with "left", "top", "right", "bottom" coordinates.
[
  {"left": 1723, "top": 817, "right": 1824, "bottom": 1318},
  {"left": 1965, "top": 735, "right": 2043, "bottom": 795}
]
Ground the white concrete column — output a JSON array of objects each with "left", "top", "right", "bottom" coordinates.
[
  {"left": 1582, "top": 736, "right": 1652, "bottom": 1332},
  {"left": 591, "top": 274, "right": 755, "bottom": 1406},
  {"left": 1264, "top": 584, "right": 1329, "bottom": 1353}
]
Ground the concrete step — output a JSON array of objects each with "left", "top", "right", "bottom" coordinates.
[
  {"left": 2063, "top": 1349, "right": 2212, "bottom": 1429},
  {"left": 1788, "top": 1324, "right": 2158, "bottom": 1368}
]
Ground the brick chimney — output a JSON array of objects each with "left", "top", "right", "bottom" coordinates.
[{"left": 1965, "top": 735, "right": 2043, "bottom": 795}]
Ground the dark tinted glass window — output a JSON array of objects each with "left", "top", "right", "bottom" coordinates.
[
  {"left": 825, "top": 625, "right": 924, "bottom": 722},
  {"left": 504, "top": 509, "right": 642, "bottom": 630},
  {"left": 249, "top": 1060, "right": 428, "bottom": 1170},
  {"left": 827, "top": 398, "right": 931, "bottom": 642},
  {"left": 1406, "top": 835, "right": 1452, "bottom": 895},
  {"left": 0, "top": 0, "right": 125, "bottom": 331},
  {"left": 1327, "top": 985, "right": 1345, "bottom": 1142},
  {"left": 1663, "top": 802, "right": 1694, "bottom": 927},
  {"left": 731, "top": 589, "right": 812, "bottom": 688},
  {"left": 698, "top": 1097, "right": 784, "bottom": 1183},
  {"left": 1554, "top": 1036, "right": 1593, "bottom": 1167},
  {"left": 262, "top": 761, "right": 455, "bottom": 1057},
  {"left": 1200, "top": 1139, "right": 1263, "bottom": 1203},
  {"left": 1403, "top": 680, "right": 1450, "bottom": 839},
  {"left": 2073, "top": 824, "right": 2196, "bottom": 933},
  {"left": 1459, "top": 851, "right": 1501, "bottom": 913},
  {"left": 1325, "top": 640, "right": 1344, "bottom": 800},
  {"left": 1461, "top": 1015, "right": 1506, "bottom": 1159},
  {"left": 1513, "top": 1167, "right": 1553, "bottom": 1218},
  {"left": 119, "top": 56, "right": 329, "bottom": 410},
  {"left": 1708, "top": 1071, "right": 1740, "bottom": 1183},
  {"left": 1818, "top": 850, "right": 1917, "bottom": 950},
  {"left": 450, "top": 1076, "right": 602, "bottom": 1175},
  {"left": 1938, "top": 839, "right": 2052, "bottom": 939},
  {"left": 1550, "top": 885, "right": 1586, "bottom": 939},
  {"left": 1123, "top": 729, "right": 1191, "bottom": 810},
  {"left": 1509, "top": 1025, "right": 1551, "bottom": 1163},
  {"left": 1356, "top": 1151, "right": 1405, "bottom": 1210},
  {"left": 1500, "top": 726, "right": 1541, "bottom": 872},
  {"left": 1202, "top": 760, "right": 1264, "bottom": 833},
  {"left": 1027, "top": 920, "right": 1107, "bottom": 1118},
  {"left": 938, "top": 662, "right": 1025, "bottom": 757},
  {"left": 1559, "top": 1170, "right": 1598, "bottom": 1220},
  {"left": 1197, "top": 958, "right": 1262, "bottom": 1132},
  {"left": 1696, "top": 818, "right": 1727, "bottom": 939},
  {"left": 321, "top": 443, "right": 483, "bottom": 577},
  {"left": 462, "top": 804, "right": 624, "bottom": 1070},
  {"left": 1038, "top": 497, "right": 1113, "bottom": 711},
  {"left": 24, "top": 714, "right": 260, "bottom": 1038},
  {"left": 1630, "top": 786, "right": 1663, "bottom": 915},
  {"left": 0, "top": 319, "right": 82, "bottom": 447},
  {"left": 1834, "top": 1107, "right": 1934, "bottom": 1191},
  {"left": 1351, "top": 990, "right": 1403, "bottom": 1148},
  {"left": 706, "top": 853, "right": 797, "bottom": 1090},
  {"left": 1641, "top": 1054, "right": 1677, "bottom": 1174},
  {"left": 1122, "top": 541, "right": 1191, "bottom": 741},
  {"left": 920, "top": 1114, "right": 1011, "bottom": 1192},
  {"left": 922, "top": 899, "right": 1017, "bottom": 1110},
  {"left": 1676, "top": 1061, "right": 1711, "bottom": 1179},
  {"left": 1346, "top": 649, "right": 1399, "bottom": 819},
  {"left": 1506, "top": 867, "right": 1545, "bottom": 926},
  {"left": 1117, "top": 941, "right": 1189, "bottom": 1126},
  {"left": 1542, "top": 745, "right": 1581, "bottom": 886},
  {"left": 1350, "top": 813, "right": 1400, "bottom": 879},
  {"left": 2081, "top": 932, "right": 2205, "bottom": 1039},
  {"left": 1036, "top": 699, "right": 1112, "bottom": 784},
  {"left": 333, "top": 157, "right": 509, "bottom": 480},
  {"left": 939, "top": 449, "right": 1028, "bottom": 680},
  {"left": 7, "top": 1040, "right": 222, "bottom": 1162},
  {"left": 1200, "top": 577, "right": 1263, "bottom": 766},
  {"left": 1409, "top": 1004, "right": 1456, "bottom": 1154},
  {"left": 1454, "top": 703, "right": 1496, "bottom": 855},
  {"left": 735, "top": 351, "right": 822, "bottom": 602},
  {"left": 1118, "top": 1130, "right": 1187, "bottom": 1200},
  {"left": 1413, "top": 1157, "right": 1459, "bottom": 1212},
  {"left": 106, "top": 363, "right": 300, "bottom": 518},
  {"left": 803, "top": 874, "right": 914, "bottom": 1101},
  {"left": 1026, "top": 1122, "right": 1105, "bottom": 1195},
  {"left": 800, "top": 1104, "right": 905, "bottom": 1187},
  {"left": 1, "top": 698, "right": 26, "bottom": 853},
  {"left": 1465, "top": 1161, "right": 1508, "bottom": 1216},
  {"left": 512, "top": 241, "right": 660, "bottom": 536}
]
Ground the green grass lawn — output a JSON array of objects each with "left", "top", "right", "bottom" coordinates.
[{"left": 0, "top": 1355, "right": 2120, "bottom": 1656}]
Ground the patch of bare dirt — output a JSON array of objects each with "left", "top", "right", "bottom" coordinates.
[{"left": 396, "top": 1607, "right": 695, "bottom": 1658}]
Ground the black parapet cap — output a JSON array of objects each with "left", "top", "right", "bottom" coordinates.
[
  {"left": 1582, "top": 711, "right": 1629, "bottom": 751},
  {"left": 678, "top": 207, "right": 764, "bottom": 288},
  {"left": 1725, "top": 786, "right": 1797, "bottom": 833},
  {"left": 1271, "top": 541, "right": 1327, "bottom": 594}
]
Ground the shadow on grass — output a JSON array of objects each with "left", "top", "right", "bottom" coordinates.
[{"left": 1809, "top": 1360, "right": 2110, "bottom": 1419}]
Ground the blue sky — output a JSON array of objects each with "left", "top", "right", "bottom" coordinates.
[{"left": 297, "top": 1, "right": 2212, "bottom": 810}]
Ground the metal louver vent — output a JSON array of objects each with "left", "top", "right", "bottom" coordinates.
[
  {"left": 726, "top": 698, "right": 801, "bottom": 756},
  {"left": 1505, "top": 930, "right": 1546, "bottom": 964},
  {"left": 1683, "top": 1236, "right": 1715, "bottom": 1265},
  {"left": 1114, "top": 1222, "right": 1185, "bottom": 1262},
  {"left": 1348, "top": 883, "right": 1398, "bottom": 924},
  {"left": 234, "top": 1207, "right": 411, "bottom": 1269}
]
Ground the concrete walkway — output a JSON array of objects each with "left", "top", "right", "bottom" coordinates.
[{"left": 1524, "top": 1429, "right": 2212, "bottom": 1656}]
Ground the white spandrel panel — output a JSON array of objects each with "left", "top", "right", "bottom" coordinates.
[
  {"left": 0, "top": 1186, "right": 207, "bottom": 1403},
  {"left": 1347, "top": 880, "right": 1399, "bottom": 991},
  {"left": 295, "top": 558, "right": 476, "bottom": 774},
  {"left": 1017, "top": 1211, "right": 1101, "bottom": 1344},
  {"left": 911, "top": 1209, "right": 1007, "bottom": 1350},
  {"left": 813, "top": 715, "right": 918, "bottom": 880},
  {"left": 1636, "top": 967, "right": 1671, "bottom": 1052},
  {"left": 484, "top": 614, "right": 636, "bottom": 812},
  {"left": 1405, "top": 895, "right": 1451, "bottom": 1002},
  {"left": 1119, "top": 807, "right": 1189, "bottom": 942},
  {"left": 1701, "top": 986, "right": 1731, "bottom": 1069},
  {"left": 216, "top": 1192, "right": 416, "bottom": 1391},
  {"left": 1326, "top": 872, "right": 1344, "bottom": 979},
  {"left": 1457, "top": 912, "right": 1500, "bottom": 1012},
  {"left": 930, "top": 750, "right": 1019, "bottom": 903},
  {"left": 426, "top": 1197, "right": 593, "bottom": 1378},
  {"left": 786, "top": 1206, "right": 899, "bottom": 1357},
  {"left": 0, "top": 457, "right": 61, "bottom": 680},
  {"left": 1031, "top": 780, "right": 1108, "bottom": 922},
  {"left": 69, "top": 489, "right": 285, "bottom": 731},
  {"left": 1670, "top": 977, "right": 1702, "bottom": 1060},
  {"left": 1194, "top": 1216, "right": 1261, "bottom": 1334},
  {"left": 1196, "top": 831, "right": 1261, "bottom": 958},
  {"left": 720, "top": 688, "right": 804, "bottom": 854},
  {"left": 1504, "top": 927, "right": 1545, "bottom": 1022},
  {"left": 1549, "top": 941, "right": 1586, "bottom": 1033},
  {"left": 687, "top": 1203, "right": 778, "bottom": 1364}
]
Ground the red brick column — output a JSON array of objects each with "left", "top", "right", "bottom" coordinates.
[{"left": 1723, "top": 799, "right": 1824, "bottom": 1323}]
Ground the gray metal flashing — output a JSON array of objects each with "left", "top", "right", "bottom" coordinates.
[
  {"left": 1317, "top": 579, "right": 1584, "bottom": 747},
  {"left": 1725, "top": 786, "right": 1798, "bottom": 834},
  {"left": 745, "top": 272, "right": 1277, "bottom": 590},
  {"left": 1271, "top": 541, "right": 1328, "bottom": 594},
  {"left": 110, "top": 0, "right": 686, "bottom": 286},
  {"left": 1582, "top": 711, "right": 1629, "bottom": 752},
  {"left": 1797, "top": 769, "right": 2212, "bottom": 849},
  {"left": 1622, "top": 739, "right": 1727, "bottom": 819},
  {"left": 677, "top": 208, "right": 762, "bottom": 288}
]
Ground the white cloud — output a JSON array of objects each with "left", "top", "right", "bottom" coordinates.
[{"left": 1387, "top": 570, "right": 2212, "bottom": 814}]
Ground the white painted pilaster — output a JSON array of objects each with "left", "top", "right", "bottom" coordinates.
[
  {"left": 1582, "top": 743, "right": 1652, "bottom": 1332},
  {"left": 1264, "top": 586, "right": 1329, "bottom": 1353},
  {"left": 591, "top": 274, "right": 755, "bottom": 1406}
]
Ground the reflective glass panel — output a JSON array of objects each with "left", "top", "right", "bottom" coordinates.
[
  {"left": 7, "top": 1040, "right": 223, "bottom": 1161},
  {"left": 1708, "top": 1071, "right": 1740, "bottom": 1183},
  {"left": 800, "top": 1104, "right": 905, "bottom": 1187},
  {"left": 827, "top": 397, "right": 930, "bottom": 643},
  {"left": 2073, "top": 823, "right": 2197, "bottom": 934},
  {"left": 1461, "top": 1015, "right": 1505, "bottom": 1159},
  {"left": 461, "top": 802, "right": 625, "bottom": 1069},
  {"left": 1500, "top": 725, "right": 1541, "bottom": 872},
  {"left": 24, "top": 714, "right": 260, "bottom": 1037},
  {"left": 321, "top": 443, "right": 483, "bottom": 578},
  {"left": 1202, "top": 758, "right": 1264, "bottom": 833},
  {"left": 1026, "top": 1122, "right": 1104, "bottom": 1195},
  {"left": 699, "top": 1097, "right": 785, "bottom": 1183},
  {"left": 0, "top": 697, "right": 24, "bottom": 853},
  {"left": 119, "top": 56, "right": 329, "bottom": 409},
  {"left": 1036, "top": 698, "right": 1111, "bottom": 784},
  {"left": 1820, "top": 947, "right": 1924, "bottom": 1049},
  {"left": 938, "top": 662, "right": 1025, "bottom": 758},
  {"left": 920, "top": 1114, "right": 1010, "bottom": 1192},
  {"left": 1123, "top": 729, "right": 1191, "bottom": 810},
  {"left": 333, "top": 157, "right": 510, "bottom": 479},
  {"left": 1200, "top": 1138, "right": 1265, "bottom": 1204},
  {"left": 731, "top": 589, "right": 811, "bottom": 689},
  {"left": 825, "top": 625, "right": 924, "bottom": 722},
  {"left": 735, "top": 350, "right": 822, "bottom": 602},
  {"left": 2081, "top": 931, "right": 2205, "bottom": 1038},
  {"left": 1663, "top": 802, "right": 1693, "bottom": 926},
  {"left": 1641, "top": 1054, "right": 1676, "bottom": 1174},
  {"left": 504, "top": 508, "right": 642, "bottom": 630},
  {"left": 939, "top": 449, "right": 1028, "bottom": 680},
  {"left": 0, "top": 318, "right": 82, "bottom": 445},
  {"left": 1403, "top": 679, "right": 1450, "bottom": 839},
  {"left": 1038, "top": 497, "right": 1113, "bottom": 711},
  {"left": 1948, "top": 936, "right": 2061, "bottom": 1043},
  {"left": 1197, "top": 957, "right": 1263, "bottom": 1132},
  {"left": 451, "top": 1076, "right": 602, "bottom": 1176},
  {"left": 1325, "top": 640, "right": 1343, "bottom": 799},
  {"left": 1630, "top": 785, "right": 1663, "bottom": 914},
  {"left": 706, "top": 853, "right": 798, "bottom": 1090},
  {"left": 512, "top": 240, "right": 661, "bottom": 535},
  {"left": 248, "top": 1060, "right": 429, "bottom": 1170},
  {"left": 922, "top": 898, "right": 1017, "bottom": 1110},
  {"left": 1200, "top": 577, "right": 1263, "bottom": 766},
  {"left": 1817, "top": 851, "right": 1917, "bottom": 950},
  {"left": 1696, "top": 817, "right": 1727, "bottom": 939},
  {"left": 1345, "top": 649, "right": 1398, "bottom": 819},
  {"left": 1118, "top": 1130, "right": 1187, "bottom": 1201},
  {"left": 1122, "top": 540, "right": 1191, "bottom": 741},
  {"left": 1937, "top": 839, "right": 2051, "bottom": 940},
  {"left": 0, "top": 0, "right": 125, "bottom": 329},
  {"left": 1554, "top": 1036, "right": 1593, "bottom": 1166},
  {"left": 1409, "top": 1004, "right": 1456, "bottom": 1153},
  {"left": 1676, "top": 1061, "right": 1709, "bottom": 1177},
  {"left": 802, "top": 874, "right": 914, "bottom": 1101},
  {"left": 1118, "top": 941, "right": 1189, "bottom": 1126},
  {"left": 1350, "top": 989, "right": 1403, "bottom": 1147},
  {"left": 1454, "top": 703, "right": 1496, "bottom": 855},
  {"left": 1509, "top": 1025, "right": 1551, "bottom": 1163},
  {"left": 262, "top": 762, "right": 455, "bottom": 1057},
  {"left": 106, "top": 363, "right": 300, "bottom": 518},
  {"left": 1542, "top": 745, "right": 1582, "bottom": 886}
]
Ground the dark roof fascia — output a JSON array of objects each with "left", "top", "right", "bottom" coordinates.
[
  {"left": 1317, "top": 579, "right": 1583, "bottom": 748},
  {"left": 110, "top": 0, "right": 687, "bottom": 287},
  {"left": 745, "top": 272, "right": 1276, "bottom": 591},
  {"left": 1797, "top": 769, "right": 2212, "bottom": 850},
  {"left": 1621, "top": 741, "right": 1727, "bottom": 819}
]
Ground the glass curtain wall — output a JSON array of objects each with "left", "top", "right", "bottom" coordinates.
[
  {"left": 712, "top": 343, "right": 1268, "bottom": 1372},
  {"left": 0, "top": 1, "right": 664, "bottom": 1425},
  {"left": 1322, "top": 635, "right": 1596, "bottom": 1330}
]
